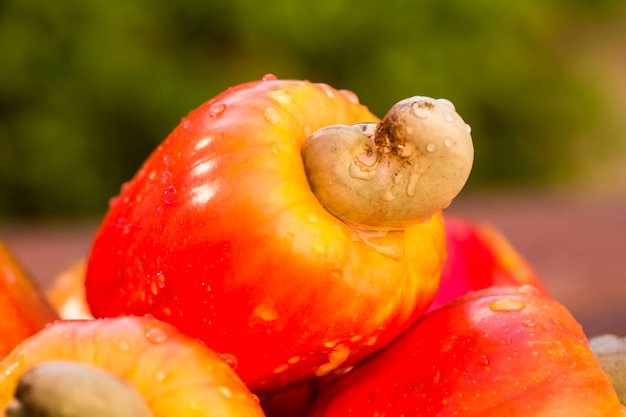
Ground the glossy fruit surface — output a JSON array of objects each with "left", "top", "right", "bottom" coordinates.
[
  {"left": 0, "top": 238, "right": 58, "bottom": 359},
  {"left": 85, "top": 77, "right": 447, "bottom": 393},
  {"left": 427, "top": 216, "right": 547, "bottom": 312},
  {"left": 0, "top": 316, "right": 265, "bottom": 417},
  {"left": 308, "top": 285, "right": 623, "bottom": 417}
]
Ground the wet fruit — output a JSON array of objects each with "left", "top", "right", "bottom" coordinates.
[
  {"left": 0, "top": 316, "right": 265, "bottom": 417},
  {"left": 85, "top": 77, "right": 455, "bottom": 393},
  {"left": 308, "top": 285, "right": 623, "bottom": 417},
  {"left": 0, "top": 238, "right": 58, "bottom": 359}
]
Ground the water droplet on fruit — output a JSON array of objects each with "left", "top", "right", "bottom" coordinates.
[
  {"left": 349, "top": 334, "right": 363, "bottom": 343},
  {"left": 163, "top": 154, "right": 172, "bottom": 166},
  {"left": 156, "top": 272, "right": 166, "bottom": 288},
  {"left": 318, "top": 83, "right": 335, "bottom": 99},
  {"left": 269, "top": 90, "right": 293, "bottom": 104},
  {"left": 312, "top": 241, "right": 327, "bottom": 255},
  {"left": 406, "top": 172, "right": 420, "bottom": 197},
  {"left": 263, "top": 107, "right": 281, "bottom": 124},
  {"left": 426, "top": 143, "right": 437, "bottom": 153},
  {"left": 220, "top": 353, "right": 238, "bottom": 370},
  {"left": 163, "top": 185, "right": 176, "bottom": 205},
  {"left": 108, "top": 195, "right": 120, "bottom": 208},
  {"left": 195, "top": 136, "right": 213, "bottom": 151},
  {"left": 443, "top": 137, "right": 453, "bottom": 148},
  {"left": 114, "top": 216, "right": 131, "bottom": 234},
  {"left": 262, "top": 73, "right": 278, "bottom": 81},
  {"left": 273, "top": 364, "right": 289, "bottom": 374},
  {"left": 328, "top": 347, "right": 351, "bottom": 364},
  {"left": 145, "top": 327, "right": 168, "bottom": 344},
  {"left": 329, "top": 268, "right": 343, "bottom": 282},
  {"left": 254, "top": 304, "right": 279, "bottom": 321},
  {"left": 489, "top": 298, "right": 526, "bottom": 312},
  {"left": 444, "top": 111, "right": 455, "bottom": 123},
  {"left": 465, "top": 123, "right": 472, "bottom": 134},
  {"left": 323, "top": 340, "right": 339, "bottom": 349},
  {"left": 517, "top": 284, "right": 541, "bottom": 297},
  {"left": 339, "top": 89, "right": 360, "bottom": 104},
  {"left": 521, "top": 318, "right": 537, "bottom": 328},
  {"left": 351, "top": 228, "right": 404, "bottom": 260},
  {"left": 412, "top": 99, "right": 434, "bottom": 118},
  {"left": 181, "top": 119, "right": 192, "bottom": 129},
  {"left": 437, "top": 98, "right": 456, "bottom": 110},
  {"left": 217, "top": 386, "right": 233, "bottom": 398},
  {"left": 209, "top": 102, "right": 227, "bottom": 117},
  {"left": 160, "top": 171, "right": 172, "bottom": 184}
]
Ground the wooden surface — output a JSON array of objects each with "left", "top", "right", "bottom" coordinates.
[{"left": 1, "top": 190, "right": 625, "bottom": 337}]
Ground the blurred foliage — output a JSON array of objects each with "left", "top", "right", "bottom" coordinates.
[{"left": 1, "top": 0, "right": 625, "bottom": 218}]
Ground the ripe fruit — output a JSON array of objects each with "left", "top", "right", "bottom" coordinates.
[
  {"left": 0, "top": 238, "right": 58, "bottom": 358},
  {"left": 0, "top": 316, "right": 265, "bottom": 417},
  {"left": 308, "top": 285, "right": 623, "bottom": 417},
  {"left": 85, "top": 77, "right": 473, "bottom": 392}
]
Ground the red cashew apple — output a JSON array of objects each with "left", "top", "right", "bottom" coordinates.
[
  {"left": 307, "top": 285, "right": 625, "bottom": 417},
  {"left": 0, "top": 238, "right": 59, "bottom": 359},
  {"left": 85, "top": 76, "right": 474, "bottom": 393},
  {"left": 0, "top": 316, "right": 265, "bottom": 417},
  {"left": 428, "top": 216, "right": 547, "bottom": 312}
]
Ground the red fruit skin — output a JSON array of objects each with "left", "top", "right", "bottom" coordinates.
[
  {"left": 308, "top": 285, "right": 623, "bottom": 417},
  {"left": 427, "top": 217, "right": 547, "bottom": 312},
  {"left": 0, "top": 238, "right": 59, "bottom": 358},
  {"left": 85, "top": 78, "right": 446, "bottom": 394}
]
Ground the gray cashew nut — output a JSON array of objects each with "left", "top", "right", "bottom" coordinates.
[
  {"left": 302, "top": 96, "right": 474, "bottom": 230},
  {"left": 5, "top": 361, "right": 152, "bottom": 417}
]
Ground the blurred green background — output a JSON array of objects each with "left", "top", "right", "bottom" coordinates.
[{"left": 2, "top": 0, "right": 626, "bottom": 219}]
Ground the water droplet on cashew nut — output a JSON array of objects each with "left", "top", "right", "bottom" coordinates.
[{"left": 302, "top": 96, "right": 474, "bottom": 230}]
